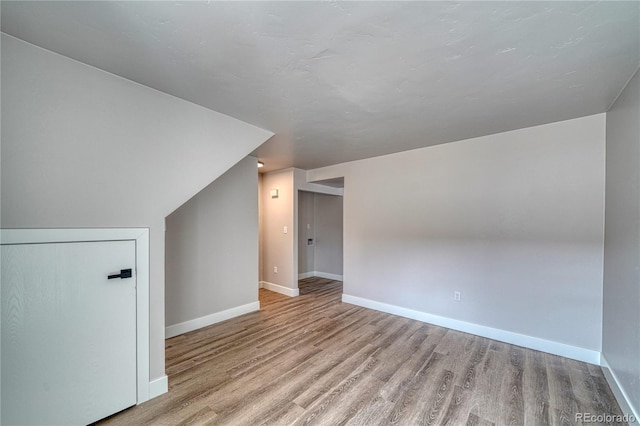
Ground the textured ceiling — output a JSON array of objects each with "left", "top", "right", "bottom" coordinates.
[{"left": 2, "top": 1, "right": 639, "bottom": 172}]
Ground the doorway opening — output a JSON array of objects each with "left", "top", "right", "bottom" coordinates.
[{"left": 297, "top": 189, "right": 343, "bottom": 295}]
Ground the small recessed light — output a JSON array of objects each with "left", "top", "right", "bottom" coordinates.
[{"left": 257, "top": 161, "right": 264, "bottom": 168}]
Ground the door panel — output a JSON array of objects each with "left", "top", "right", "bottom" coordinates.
[{"left": 2, "top": 240, "right": 137, "bottom": 425}]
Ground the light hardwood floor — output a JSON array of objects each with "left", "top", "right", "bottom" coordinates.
[{"left": 100, "top": 278, "right": 626, "bottom": 426}]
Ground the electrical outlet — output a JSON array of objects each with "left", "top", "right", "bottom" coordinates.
[
  {"left": 274, "top": 266, "right": 278, "bottom": 273},
  {"left": 454, "top": 291, "right": 461, "bottom": 301}
]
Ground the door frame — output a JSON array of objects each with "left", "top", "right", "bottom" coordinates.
[{"left": 0, "top": 228, "right": 151, "bottom": 404}]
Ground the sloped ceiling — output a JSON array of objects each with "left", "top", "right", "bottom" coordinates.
[{"left": 2, "top": 1, "right": 639, "bottom": 172}]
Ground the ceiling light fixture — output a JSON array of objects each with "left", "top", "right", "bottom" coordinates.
[{"left": 257, "top": 161, "right": 264, "bottom": 168}]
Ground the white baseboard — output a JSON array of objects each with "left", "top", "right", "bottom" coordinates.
[
  {"left": 341, "top": 294, "right": 601, "bottom": 365},
  {"left": 314, "top": 271, "right": 343, "bottom": 281},
  {"left": 298, "top": 271, "right": 315, "bottom": 279},
  {"left": 601, "top": 355, "right": 639, "bottom": 423},
  {"left": 298, "top": 271, "right": 343, "bottom": 281},
  {"left": 165, "top": 301, "right": 260, "bottom": 338},
  {"left": 260, "top": 281, "right": 299, "bottom": 297},
  {"left": 147, "top": 375, "right": 168, "bottom": 401}
]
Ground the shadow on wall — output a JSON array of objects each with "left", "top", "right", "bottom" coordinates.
[{"left": 164, "top": 156, "right": 260, "bottom": 337}]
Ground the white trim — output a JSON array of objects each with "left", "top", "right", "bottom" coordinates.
[
  {"left": 165, "top": 301, "right": 260, "bottom": 338},
  {"left": 148, "top": 375, "right": 169, "bottom": 401},
  {"left": 601, "top": 355, "right": 640, "bottom": 423},
  {"left": 134, "top": 230, "right": 151, "bottom": 403},
  {"left": 298, "top": 271, "right": 344, "bottom": 281},
  {"left": 0, "top": 228, "right": 152, "bottom": 403},
  {"left": 298, "top": 271, "right": 315, "bottom": 279},
  {"left": 260, "top": 281, "right": 299, "bottom": 297},
  {"left": 342, "top": 294, "right": 601, "bottom": 365},
  {"left": 314, "top": 271, "right": 343, "bottom": 281}
]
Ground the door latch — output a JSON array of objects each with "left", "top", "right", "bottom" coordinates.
[{"left": 108, "top": 268, "right": 133, "bottom": 279}]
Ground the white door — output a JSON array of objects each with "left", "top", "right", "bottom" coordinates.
[{"left": 2, "top": 240, "right": 137, "bottom": 425}]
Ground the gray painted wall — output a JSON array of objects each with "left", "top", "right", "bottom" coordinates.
[
  {"left": 261, "top": 169, "right": 295, "bottom": 289},
  {"left": 297, "top": 191, "right": 343, "bottom": 277},
  {"left": 258, "top": 173, "right": 265, "bottom": 282},
  {"left": 261, "top": 169, "right": 343, "bottom": 290},
  {"left": 292, "top": 169, "right": 343, "bottom": 285},
  {"left": 165, "top": 156, "right": 259, "bottom": 328},
  {"left": 1, "top": 35, "right": 272, "bottom": 381},
  {"left": 308, "top": 114, "right": 606, "bottom": 352},
  {"left": 603, "top": 68, "right": 640, "bottom": 415},
  {"left": 298, "top": 191, "right": 316, "bottom": 274},
  {"left": 314, "top": 193, "right": 343, "bottom": 276}
]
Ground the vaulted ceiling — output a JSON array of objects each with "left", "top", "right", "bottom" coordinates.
[{"left": 3, "top": 1, "right": 639, "bottom": 172}]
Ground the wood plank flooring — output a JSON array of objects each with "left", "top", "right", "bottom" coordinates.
[{"left": 99, "top": 278, "right": 626, "bottom": 426}]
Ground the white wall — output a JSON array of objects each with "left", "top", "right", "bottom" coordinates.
[
  {"left": 314, "top": 193, "right": 343, "bottom": 277},
  {"left": 603, "top": 68, "right": 640, "bottom": 418},
  {"left": 1, "top": 35, "right": 273, "bottom": 382},
  {"left": 165, "top": 156, "right": 259, "bottom": 336},
  {"left": 308, "top": 114, "right": 606, "bottom": 359}
]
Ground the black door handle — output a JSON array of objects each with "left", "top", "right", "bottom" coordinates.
[{"left": 108, "top": 269, "right": 132, "bottom": 279}]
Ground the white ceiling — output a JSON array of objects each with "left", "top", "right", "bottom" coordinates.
[{"left": 2, "top": 1, "right": 639, "bottom": 172}]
